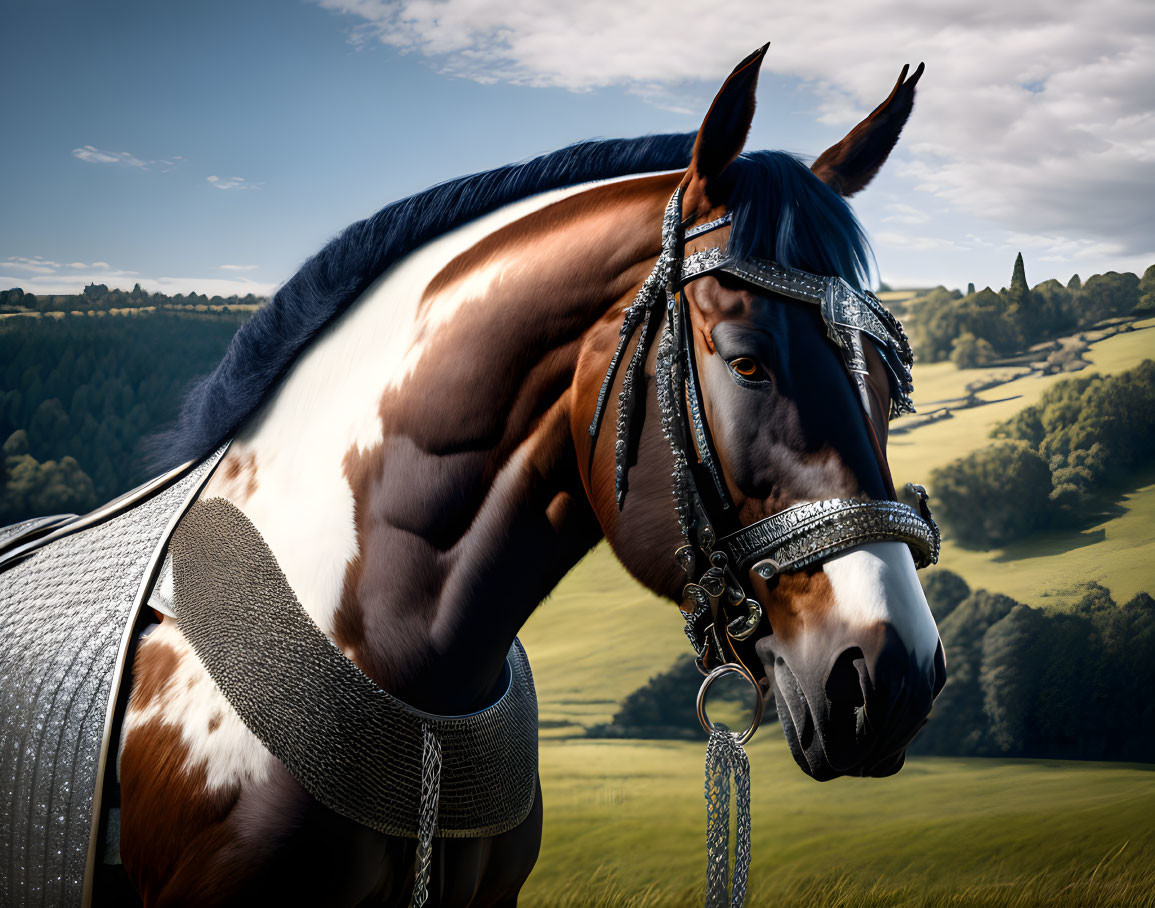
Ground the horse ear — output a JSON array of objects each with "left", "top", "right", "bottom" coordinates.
[
  {"left": 684, "top": 44, "right": 769, "bottom": 213},
  {"left": 810, "top": 63, "right": 924, "bottom": 197}
]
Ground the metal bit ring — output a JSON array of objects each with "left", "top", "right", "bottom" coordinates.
[{"left": 696, "top": 661, "right": 765, "bottom": 745}]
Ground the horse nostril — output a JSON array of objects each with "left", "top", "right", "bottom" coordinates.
[
  {"left": 825, "top": 647, "right": 866, "bottom": 707},
  {"left": 931, "top": 639, "right": 947, "bottom": 698}
]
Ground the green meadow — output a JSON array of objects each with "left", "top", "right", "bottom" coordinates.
[
  {"left": 519, "top": 316, "right": 1155, "bottom": 904},
  {"left": 524, "top": 738, "right": 1155, "bottom": 907}
]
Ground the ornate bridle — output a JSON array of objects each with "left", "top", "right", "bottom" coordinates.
[{"left": 589, "top": 186, "right": 940, "bottom": 677}]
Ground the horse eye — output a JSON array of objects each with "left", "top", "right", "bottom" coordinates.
[{"left": 729, "top": 357, "right": 763, "bottom": 379}]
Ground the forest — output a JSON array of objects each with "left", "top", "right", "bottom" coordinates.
[
  {"left": 0, "top": 309, "right": 247, "bottom": 522},
  {"left": 0, "top": 283, "right": 266, "bottom": 315}
]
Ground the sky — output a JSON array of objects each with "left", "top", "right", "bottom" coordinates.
[{"left": 2, "top": 0, "right": 1153, "bottom": 297}]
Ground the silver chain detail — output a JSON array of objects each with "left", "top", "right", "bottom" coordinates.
[
  {"left": 410, "top": 722, "right": 443, "bottom": 908},
  {"left": 704, "top": 728, "right": 752, "bottom": 907}
]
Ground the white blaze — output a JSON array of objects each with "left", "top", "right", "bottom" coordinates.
[{"left": 822, "top": 541, "right": 941, "bottom": 670}]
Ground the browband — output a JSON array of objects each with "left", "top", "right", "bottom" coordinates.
[{"left": 681, "top": 247, "right": 916, "bottom": 418}]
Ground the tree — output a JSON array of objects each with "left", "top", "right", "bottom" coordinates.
[
  {"left": 930, "top": 442, "right": 1054, "bottom": 547},
  {"left": 1079, "top": 271, "right": 1139, "bottom": 323},
  {"left": 1006, "top": 253, "right": 1029, "bottom": 305},
  {"left": 587, "top": 653, "right": 773, "bottom": 739},
  {"left": 981, "top": 604, "right": 1048, "bottom": 753},
  {"left": 950, "top": 332, "right": 997, "bottom": 368},
  {"left": 922, "top": 570, "right": 971, "bottom": 623},
  {"left": 966, "top": 282, "right": 976, "bottom": 296},
  {"left": 1001, "top": 252, "right": 1035, "bottom": 343},
  {"left": 1, "top": 444, "right": 96, "bottom": 522},
  {"left": 1137, "top": 264, "right": 1155, "bottom": 314},
  {"left": 1067, "top": 273, "right": 1082, "bottom": 291},
  {"left": 911, "top": 589, "right": 1018, "bottom": 755}
]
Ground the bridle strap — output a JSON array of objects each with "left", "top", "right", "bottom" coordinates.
[{"left": 719, "top": 491, "right": 940, "bottom": 580}]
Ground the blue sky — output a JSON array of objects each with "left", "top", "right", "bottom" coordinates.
[{"left": 3, "top": 0, "right": 1152, "bottom": 296}]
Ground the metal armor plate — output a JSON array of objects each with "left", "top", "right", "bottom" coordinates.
[{"left": 0, "top": 450, "right": 223, "bottom": 908}]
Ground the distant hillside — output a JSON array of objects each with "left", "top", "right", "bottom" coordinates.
[
  {"left": 0, "top": 283, "right": 266, "bottom": 316},
  {"left": 0, "top": 308, "right": 251, "bottom": 522}
]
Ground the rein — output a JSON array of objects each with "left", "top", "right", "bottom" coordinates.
[{"left": 589, "top": 186, "right": 940, "bottom": 907}]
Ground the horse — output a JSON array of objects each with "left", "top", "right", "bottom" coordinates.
[{"left": 4, "top": 46, "right": 945, "bottom": 907}]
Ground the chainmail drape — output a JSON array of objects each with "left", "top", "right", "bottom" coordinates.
[{"left": 704, "top": 729, "right": 752, "bottom": 908}]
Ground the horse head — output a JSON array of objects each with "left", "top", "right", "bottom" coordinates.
[{"left": 578, "top": 48, "right": 945, "bottom": 781}]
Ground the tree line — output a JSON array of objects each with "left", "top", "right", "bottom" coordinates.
[
  {"left": 587, "top": 654, "right": 773, "bottom": 741},
  {"left": 929, "top": 361, "right": 1155, "bottom": 548},
  {"left": 0, "top": 311, "right": 249, "bottom": 523},
  {"left": 0, "top": 284, "right": 266, "bottom": 314},
  {"left": 908, "top": 258, "right": 1155, "bottom": 366}
]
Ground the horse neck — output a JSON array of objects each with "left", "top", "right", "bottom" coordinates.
[{"left": 200, "top": 172, "right": 678, "bottom": 713}]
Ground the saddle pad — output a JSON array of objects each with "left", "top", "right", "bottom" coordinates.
[{"left": 0, "top": 450, "right": 224, "bottom": 908}]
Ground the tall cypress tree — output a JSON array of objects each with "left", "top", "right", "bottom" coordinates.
[
  {"left": 1002, "top": 252, "right": 1033, "bottom": 341},
  {"left": 1009, "top": 252, "right": 1028, "bottom": 298}
]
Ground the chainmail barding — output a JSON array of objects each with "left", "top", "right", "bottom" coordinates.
[
  {"left": 0, "top": 450, "right": 225, "bottom": 908},
  {"left": 170, "top": 497, "right": 539, "bottom": 840}
]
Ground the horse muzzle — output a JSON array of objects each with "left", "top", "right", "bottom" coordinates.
[{"left": 755, "top": 623, "right": 946, "bottom": 781}]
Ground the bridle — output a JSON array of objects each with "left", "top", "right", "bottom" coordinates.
[{"left": 589, "top": 186, "right": 940, "bottom": 681}]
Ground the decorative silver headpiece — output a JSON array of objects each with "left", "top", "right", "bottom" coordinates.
[{"left": 588, "top": 188, "right": 940, "bottom": 671}]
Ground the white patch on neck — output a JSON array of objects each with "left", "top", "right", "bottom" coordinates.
[
  {"left": 202, "top": 175, "right": 653, "bottom": 637},
  {"left": 122, "top": 622, "right": 270, "bottom": 790},
  {"left": 821, "top": 541, "right": 940, "bottom": 670}
]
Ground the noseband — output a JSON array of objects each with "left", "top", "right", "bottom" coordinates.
[{"left": 589, "top": 186, "right": 940, "bottom": 676}]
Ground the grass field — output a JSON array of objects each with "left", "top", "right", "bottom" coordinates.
[
  {"left": 523, "top": 737, "right": 1155, "bottom": 906},
  {"left": 520, "top": 549, "right": 686, "bottom": 735}
]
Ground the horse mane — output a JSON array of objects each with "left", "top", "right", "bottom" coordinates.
[{"left": 151, "top": 138, "right": 871, "bottom": 469}]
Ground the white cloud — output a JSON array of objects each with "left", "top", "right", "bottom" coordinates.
[
  {"left": 0, "top": 256, "right": 274, "bottom": 297},
  {"left": 4, "top": 256, "right": 63, "bottom": 275},
  {"left": 72, "top": 145, "right": 181, "bottom": 171},
  {"left": 219, "top": 264, "right": 260, "bottom": 271},
  {"left": 875, "top": 232, "right": 968, "bottom": 253},
  {"left": 882, "top": 203, "right": 931, "bottom": 226},
  {"left": 206, "top": 175, "right": 262, "bottom": 191},
  {"left": 315, "top": 0, "right": 1154, "bottom": 262}
]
